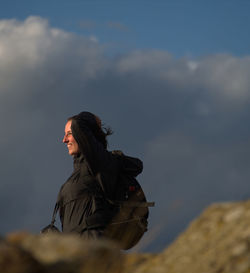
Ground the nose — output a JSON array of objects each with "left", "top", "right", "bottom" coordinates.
[{"left": 63, "top": 134, "right": 68, "bottom": 143}]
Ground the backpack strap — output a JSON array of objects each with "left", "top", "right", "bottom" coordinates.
[
  {"left": 69, "top": 213, "right": 112, "bottom": 233},
  {"left": 41, "top": 202, "right": 60, "bottom": 234},
  {"left": 51, "top": 202, "right": 60, "bottom": 226}
]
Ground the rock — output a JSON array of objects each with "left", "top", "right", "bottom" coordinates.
[
  {"left": 128, "top": 200, "right": 250, "bottom": 273},
  {"left": 125, "top": 253, "right": 157, "bottom": 272},
  {"left": 0, "top": 237, "right": 44, "bottom": 273},
  {"left": 6, "top": 232, "right": 123, "bottom": 273}
]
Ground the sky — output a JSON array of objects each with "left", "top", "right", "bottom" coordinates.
[{"left": 1, "top": 0, "right": 250, "bottom": 252}]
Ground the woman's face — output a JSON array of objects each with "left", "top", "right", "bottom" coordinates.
[{"left": 63, "top": 120, "right": 79, "bottom": 156}]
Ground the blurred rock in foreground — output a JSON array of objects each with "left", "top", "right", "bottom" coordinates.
[
  {"left": 3, "top": 200, "right": 250, "bottom": 273},
  {"left": 2, "top": 232, "right": 123, "bottom": 273}
]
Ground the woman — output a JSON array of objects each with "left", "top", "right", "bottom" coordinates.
[
  {"left": 44, "top": 111, "right": 120, "bottom": 239},
  {"left": 42, "top": 111, "right": 146, "bottom": 247}
]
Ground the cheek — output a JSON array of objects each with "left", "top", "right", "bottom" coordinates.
[
  {"left": 69, "top": 136, "right": 76, "bottom": 143},
  {"left": 72, "top": 139, "right": 79, "bottom": 150},
  {"left": 75, "top": 141, "right": 78, "bottom": 150}
]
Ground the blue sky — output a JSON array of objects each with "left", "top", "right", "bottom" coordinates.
[
  {"left": 1, "top": 0, "right": 250, "bottom": 252},
  {"left": 2, "top": 0, "right": 250, "bottom": 57}
]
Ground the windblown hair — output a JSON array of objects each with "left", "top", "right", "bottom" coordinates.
[{"left": 68, "top": 111, "right": 113, "bottom": 149}]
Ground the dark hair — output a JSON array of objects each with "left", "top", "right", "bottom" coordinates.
[{"left": 68, "top": 111, "right": 113, "bottom": 149}]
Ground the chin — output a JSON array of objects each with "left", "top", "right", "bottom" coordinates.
[{"left": 69, "top": 150, "right": 77, "bottom": 156}]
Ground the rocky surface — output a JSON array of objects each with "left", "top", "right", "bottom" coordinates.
[
  {"left": 3, "top": 200, "right": 250, "bottom": 273},
  {"left": 128, "top": 200, "right": 250, "bottom": 273}
]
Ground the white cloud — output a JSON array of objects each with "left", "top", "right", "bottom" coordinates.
[
  {"left": 187, "top": 61, "right": 198, "bottom": 71},
  {"left": 195, "top": 55, "right": 250, "bottom": 103},
  {"left": 0, "top": 16, "right": 105, "bottom": 98}
]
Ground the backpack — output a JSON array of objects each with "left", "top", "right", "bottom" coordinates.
[{"left": 103, "top": 151, "right": 155, "bottom": 250}]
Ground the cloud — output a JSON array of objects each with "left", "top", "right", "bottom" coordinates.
[{"left": 1, "top": 16, "right": 250, "bottom": 251}]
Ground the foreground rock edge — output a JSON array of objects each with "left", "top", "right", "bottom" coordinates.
[{"left": 3, "top": 200, "right": 250, "bottom": 273}]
